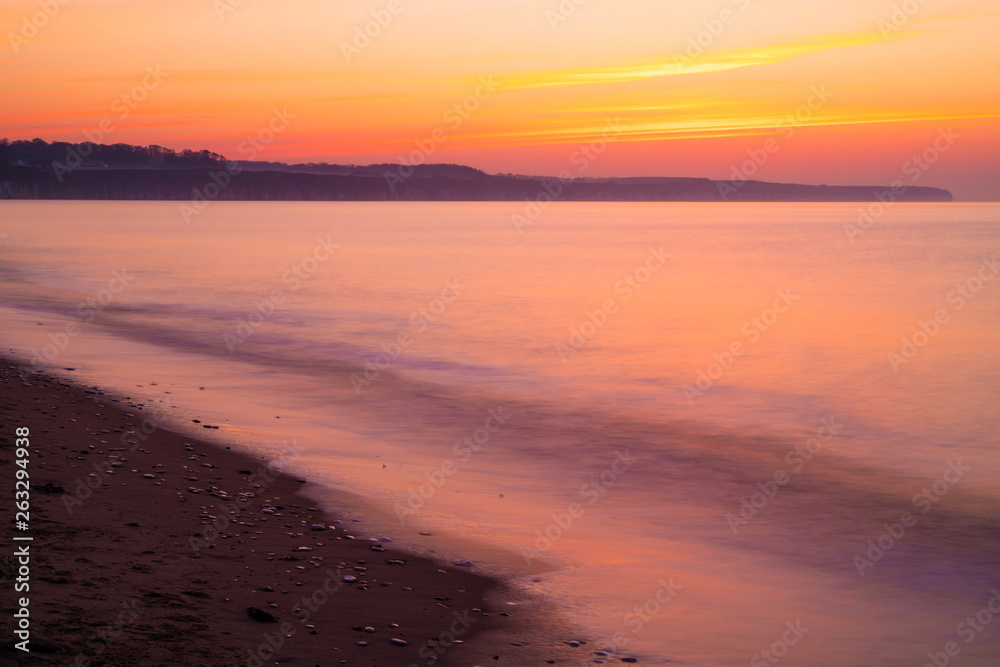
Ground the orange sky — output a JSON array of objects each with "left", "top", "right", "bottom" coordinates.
[{"left": 2, "top": 0, "right": 999, "bottom": 199}]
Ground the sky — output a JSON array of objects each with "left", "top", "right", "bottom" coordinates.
[{"left": 2, "top": 0, "right": 998, "bottom": 200}]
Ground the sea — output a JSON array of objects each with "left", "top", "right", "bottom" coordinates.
[{"left": 1, "top": 200, "right": 998, "bottom": 665}]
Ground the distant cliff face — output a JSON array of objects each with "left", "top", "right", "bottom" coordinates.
[{"left": 2, "top": 166, "right": 954, "bottom": 203}]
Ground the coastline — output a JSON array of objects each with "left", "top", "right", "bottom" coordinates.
[
  {"left": 1, "top": 162, "right": 955, "bottom": 203},
  {"left": 0, "top": 359, "right": 594, "bottom": 666}
]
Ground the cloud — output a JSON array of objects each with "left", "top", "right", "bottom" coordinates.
[
  {"left": 467, "top": 112, "right": 1000, "bottom": 148},
  {"left": 65, "top": 69, "right": 368, "bottom": 84},
  {"left": 503, "top": 31, "right": 916, "bottom": 90}
]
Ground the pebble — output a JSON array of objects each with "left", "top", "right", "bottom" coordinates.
[
  {"left": 142, "top": 474, "right": 155, "bottom": 479},
  {"left": 246, "top": 607, "right": 277, "bottom": 623},
  {"left": 389, "top": 638, "right": 408, "bottom": 647}
]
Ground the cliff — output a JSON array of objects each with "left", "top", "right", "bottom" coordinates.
[{"left": 1, "top": 166, "right": 954, "bottom": 203}]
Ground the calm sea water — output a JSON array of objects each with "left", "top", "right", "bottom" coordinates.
[{"left": 2, "top": 201, "right": 999, "bottom": 665}]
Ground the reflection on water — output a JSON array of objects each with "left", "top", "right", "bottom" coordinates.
[{"left": 1, "top": 200, "right": 998, "bottom": 665}]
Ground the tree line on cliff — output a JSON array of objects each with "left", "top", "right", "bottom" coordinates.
[{"left": 0, "top": 138, "right": 954, "bottom": 203}]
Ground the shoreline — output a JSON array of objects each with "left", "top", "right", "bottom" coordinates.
[
  {"left": 0, "top": 358, "right": 595, "bottom": 666},
  {"left": 1, "top": 163, "right": 955, "bottom": 203}
]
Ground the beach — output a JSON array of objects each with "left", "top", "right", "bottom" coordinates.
[
  {"left": 0, "top": 359, "right": 592, "bottom": 666},
  {"left": 2, "top": 201, "right": 999, "bottom": 665}
]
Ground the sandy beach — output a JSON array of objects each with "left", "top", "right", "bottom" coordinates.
[{"left": 0, "top": 359, "right": 600, "bottom": 666}]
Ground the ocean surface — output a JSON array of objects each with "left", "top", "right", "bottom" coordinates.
[{"left": 2, "top": 200, "right": 999, "bottom": 665}]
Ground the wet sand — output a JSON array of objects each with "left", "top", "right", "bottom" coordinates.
[{"left": 0, "top": 359, "right": 600, "bottom": 666}]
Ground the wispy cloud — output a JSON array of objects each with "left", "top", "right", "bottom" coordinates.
[
  {"left": 65, "top": 69, "right": 368, "bottom": 84},
  {"left": 468, "top": 112, "right": 1000, "bottom": 147},
  {"left": 504, "top": 31, "right": 915, "bottom": 90}
]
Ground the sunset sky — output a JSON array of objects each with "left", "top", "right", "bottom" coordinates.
[{"left": 3, "top": 0, "right": 998, "bottom": 199}]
